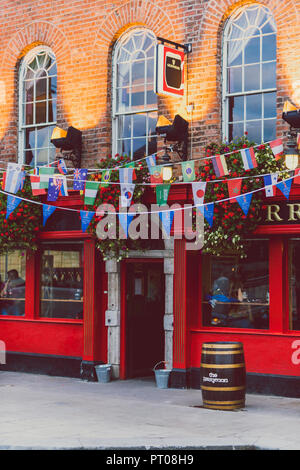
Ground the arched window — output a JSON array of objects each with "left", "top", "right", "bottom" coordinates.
[
  {"left": 18, "top": 46, "right": 57, "bottom": 166},
  {"left": 222, "top": 5, "right": 277, "bottom": 143},
  {"left": 112, "top": 28, "right": 157, "bottom": 160}
]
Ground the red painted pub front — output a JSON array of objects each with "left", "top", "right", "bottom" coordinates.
[{"left": 1, "top": 182, "right": 300, "bottom": 398}]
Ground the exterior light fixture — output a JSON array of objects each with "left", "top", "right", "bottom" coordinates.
[
  {"left": 51, "top": 126, "right": 82, "bottom": 168},
  {"left": 282, "top": 101, "right": 300, "bottom": 171},
  {"left": 162, "top": 164, "right": 173, "bottom": 182},
  {"left": 156, "top": 114, "right": 189, "bottom": 161}
]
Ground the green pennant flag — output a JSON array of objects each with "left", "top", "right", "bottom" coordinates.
[
  {"left": 156, "top": 184, "right": 171, "bottom": 206},
  {"left": 101, "top": 170, "right": 111, "bottom": 188},
  {"left": 181, "top": 161, "right": 195, "bottom": 182},
  {"left": 84, "top": 181, "right": 100, "bottom": 205},
  {"left": 39, "top": 167, "right": 55, "bottom": 189}
]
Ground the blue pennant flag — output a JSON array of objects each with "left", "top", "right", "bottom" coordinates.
[
  {"left": 159, "top": 210, "right": 174, "bottom": 237},
  {"left": 6, "top": 195, "right": 22, "bottom": 219},
  {"left": 236, "top": 193, "right": 253, "bottom": 216},
  {"left": 276, "top": 179, "right": 293, "bottom": 200},
  {"left": 73, "top": 169, "right": 88, "bottom": 190},
  {"left": 199, "top": 202, "right": 214, "bottom": 228},
  {"left": 43, "top": 205, "right": 56, "bottom": 226},
  {"left": 80, "top": 210, "right": 95, "bottom": 233},
  {"left": 118, "top": 213, "right": 135, "bottom": 238}
]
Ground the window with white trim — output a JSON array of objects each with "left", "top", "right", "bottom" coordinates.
[
  {"left": 112, "top": 28, "right": 158, "bottom": 160},
  {"left": 222, "top": 5, "right": 277, "bottom": 144},
  {"left": 18, "top": 46, "right": 57, "bottom": 166}
]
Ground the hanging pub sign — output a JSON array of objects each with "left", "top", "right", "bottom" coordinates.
[{"left": 156, "top": 43, "right": 185, "bottom": 97}]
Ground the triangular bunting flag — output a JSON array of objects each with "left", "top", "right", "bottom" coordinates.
[
  {"left": 270, "top": 139, "right": 284, "bottom": 160},
  {"left": 181, "top": 161, "right": 195, "bottom": 182},
  {"left": 192, "top": 182, "right": 206, "bottom": 208},
  {"left": 212, "top": 154, "right": 229, "bottom": 177},
  {"left": 120, "top": 183, "right": 135, "bottom": 208},
  {"left": 4, "top": 163, "right": 23, "bottom": 194},
  {"left": 6, "top": 195, "right": 22, "bottom": 219},
  {"left": 276, "top": 179, "right": 293, "bottom": 200},
  {"left": 240, "top": 147, "right": 257, "bottom": 171},
  {"left": 227, "top": 178, "right": 242, "bottom": 203},
  {"left": 124, "top": 162, "right": 137, "bottom": 180},
  {"left": 263, "top": 174, "right": 278, "bottom": 197},
  {"left": 236, "top": 193, "right": 253, "bottom": 216},
  {"left": 199, "top": 202, "right": 214, "bottom": 228},
  {"left": 118, "top": 213, "right": 135, "bottom": 238},
  {"left": 43, "top": 205, "right": 56, "bottom": 226},
  {"left": 47, "top": 177, "right": 64, "bottom": 202},
  {"left": 156, "top": 184, "right": 170, "bottom": 206},
  {"left": 80, "top": 210, "right": 95, "bottom": 233},
  {"left": 57, "top": 159, "right": 68, "bottom": 175},
  {"left": 84, "top": 181, "right": 100, "bottom": 205},
  {"left": 39, "top": 167, "right": 55, "bottom": 189},
  {"left": 73, "top": 169, "right": 88, "bottom": 190},
  {"left": 159, "top": 210, "right": 174, "bottom": 237}
]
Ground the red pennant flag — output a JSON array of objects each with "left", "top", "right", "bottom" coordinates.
[
  {"left": 294, "top": 168, "right": 300, "bottom": 184},
  {"left": 227, "top": 178, "right": 242, "bottom": 203}
]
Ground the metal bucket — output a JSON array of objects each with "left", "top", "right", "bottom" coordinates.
[
  {"left": 153, "top": 361, "right": 171, "bottom": 389},
  {"left": 95, "top": 364, "right": 112, "bottom": 383}
]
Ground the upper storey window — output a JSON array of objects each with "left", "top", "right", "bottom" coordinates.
[
  {"left": 19, "top": 46, "right": 57, "bottom": 166},
  {"left": 112, "top": 28, "right": 158, "bottom": 160},
  {"left": 223, "top": 5, "right": 277, "bottom": 143}
]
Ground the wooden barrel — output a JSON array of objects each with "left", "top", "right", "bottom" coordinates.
[{"left": 200, "top": 342, "right": 246, "bottom": 410}]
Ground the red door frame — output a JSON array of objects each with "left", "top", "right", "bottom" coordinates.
[{"left": 120, "top": 258, "right": 164, "bottom": 380}]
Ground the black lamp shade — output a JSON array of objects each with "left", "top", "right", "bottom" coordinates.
[
  {"left": 282, "top": 110, "right": 300, "bottom": 129},
  {"left": 51, "top": 126, "right": 82, "bottom": 151},
  {"left": 156, "top": 114, "right": 188, "bottom": 142}
]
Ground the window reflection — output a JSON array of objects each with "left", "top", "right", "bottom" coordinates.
[
  {"left": 40, "top": 244, "right": 84, "bottom": 319},
  {"left": 202, "top": 240, "right": 269, "bottom": 329},
  {"left": 0, "top": 251, "right": 26, "bottom": 316}
]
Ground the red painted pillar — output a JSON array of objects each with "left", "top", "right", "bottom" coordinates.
[{"left": 172, "top": 238, "right": 188, "bottom": 388}]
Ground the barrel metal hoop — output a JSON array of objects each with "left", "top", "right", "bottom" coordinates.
[
  {"left": 201, "top": 363, "right": 245, "bottom": 369},
  {"left": 202, "top": 344, "right": 243, "bottom": 349},
  {"left": 201, "top": 385, "right": 245, "bottom": 391},
  {"left": 201, "top": 350, "right": 243, "bottom": 355}
]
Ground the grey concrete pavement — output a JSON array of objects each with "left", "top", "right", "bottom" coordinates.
[{"left": 0, "top": 371, "right": 300, "bottom": 450}]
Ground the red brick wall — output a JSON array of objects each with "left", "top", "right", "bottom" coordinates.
[{"left": 0, "top": 0, "right": 298, "bottom": 167}]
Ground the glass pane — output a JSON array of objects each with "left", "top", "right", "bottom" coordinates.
[
  {"left": 133, "top": 138, "right": 146, "bottom": 159},
  {"left": 148, "top": 111, "right": 158, "bottom": 137},
  {"left": 133, "top": 113, "right": 146, "bottom": 137},
  {"left": 264, "top": 119, "right": 276, "bottom": 141},
  {"left": 36, "top": 126, "right": 49, "bottom": 149},
  {"left": 246, "top": 94, "right": 262, "bottom": 120},
  {"left": 25, "top": 128, "right": 36, "bottom": 151},
  {"left": 202, "top": 240, "right": 269, "bottom": 329},
  {"left": 146, "top": 58, "right": 155, "bottom": 83},
  {"left": 117, "top": 62, "right": 130, "bottom": 88},
  {"left": 246, "top": 120, "right": 262, "bottom": 143},
  {"left": 48, "top": 99, "right": 57, "bottom": 122},
  {"left": 264, "top": 92, "right": 276, "bottom": 118},
  {"left": 262, "top": 34, "right": 276, "bottom": 61},
  {"left": 25, "top": 80, "right": 34, "bottom": 102},
  {"left": 48, "top": 75, "right": 57, "bottom": 100},
  {"left": 25, "top": 102, "right": 34, "bottom": 125},
  {"left": 131, "top": 87, "right": 145, "bottom": 108},
  {"left": 229, "top": 121, "right": 244, "bottom": 141},
  {"left": 40, "top": 244, "right": 84, "bottom": 319},
  {"left": 132, "top": 60, "right": 145, "bottom": 86},
  {"left": 24, "top": 149, "right": 35, "bottom": 166},
  {"left": 244, "top": 64, "right": 260, "bottom": 91},
  {"left": 118, "top": 114, "right": 131, "bottom": 140},
  {"left": 35, "top": 100, "right": 47, "bottom": 124},
  {"left": 118, "top": 138, "right": 131, "bottom": 156},
  {"left": 36, "top": 75, "right": 47, "bottom": 101},
  {"left": 146, "top": 88, "right": 156, "bottom": 107},
  {"left": 244, "top": 36, "right": 260, "bottom": 64},
  {"left": 228, "top": 95, "right": 244, "bottom": 122},
  {"left": 262, "top": 62, "right": 276, "bottom": 89},
  {"left": 0, "top": 251, "right": 26, "bottom": 317},
  {"left": 117, "top": 87, "right": 130, "bottom": 112},
  {"left": 228, "top": 67, "right": 242, "bottom": 93},
  {"left": 227, "top": 40, "right": 242, "bottom": 66}
]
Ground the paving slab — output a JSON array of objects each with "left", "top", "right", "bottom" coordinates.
[{"left": 0, "top": 371, "right": 300, "bottom": 450}]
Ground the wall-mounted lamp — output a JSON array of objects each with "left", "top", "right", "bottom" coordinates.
[
  {"left": 282, "top": 101, "right": 300, "bottom": 171},
  {"left": 51, "top": 126, "right": 82, "bottom": 168},
  {"left": 162, "top": 164, "right": 173, "bottom": 182},
  {"left": 156, "top": 114, "right": 189, "bottom": 161}
]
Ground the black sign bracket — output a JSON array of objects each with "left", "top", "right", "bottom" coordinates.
[{"left": 156, "top": 36, "right": 192, "bottom": 54}]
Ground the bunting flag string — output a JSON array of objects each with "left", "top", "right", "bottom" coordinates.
[
  {"left": 212, "top": 154, "right": 229, "bottom": 177},
  {"left": 6, "top": 195, "right": 22, "bottom": 219},
  {"left": 120, "top": 183, "right": 135, "bottom": 208},
  {"left": 43, "top": 204, "right": 56, "bottom": 226},
  {"left": 240, "top": 147, "right": 258, "bottom": 171},
  {"left": 159, "top": 210, "right": 174, "bottom": 237},
  {"left": 227, "top": 178, "right": 242, "bottom": 203},
  {"left": 276, "top": 178, "right": 293, "bottom": 200},
  {"left": 80, "top": 210, "right": 95, "bottom": 232},
  {"left": 263, "top": 174, "right": 278, "bottom": 197},
  {"left": 181, "top": 161, "right": 195, "bottom": 182}
]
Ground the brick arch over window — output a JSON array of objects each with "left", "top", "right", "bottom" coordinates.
[{"left": 190, "top": 0, "right": 299, "bottom": 148}]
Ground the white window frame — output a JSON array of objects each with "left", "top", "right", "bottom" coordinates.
[
  {"left": 112, "top": 27, "right": 158, "bottom": 160},
  {"left": 222, "top": 5, "right": 277, "bottom": 143},
  {"left": 18, "top": 45, "right": 57, "bottom": 167}
]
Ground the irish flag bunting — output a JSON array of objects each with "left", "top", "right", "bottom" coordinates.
[
  {"left": 84, "top": 181, "right": 100, "bottom": 205},
  {"left": 269, "top": 139, "right": 284, "bottom": 160},
  {"left": 227, "top": 178, "right": 242, "bottom": 203},
  {"left": 240, "top": 147, "right": 257, "bottom": 171},
  {"left": 212, "top": 154, "right": 229, "bottom": 177}
]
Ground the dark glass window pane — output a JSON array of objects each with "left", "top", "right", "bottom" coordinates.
[
  {"left": 133, "top": 138, "right": 146, "bottom": 159},
  {"left": 228, "top": 67, "right": 242, "bottom": 93},
  {"left": 228, "top": 95, "right": 244, "bottom": 122},
  {"left": 36, "top": 76, "right": 47, "bottom": 102},
  {"left": 40, "top": 244, "right": 84, "bottom": 319},
  {"left": 264, "top": 92, "right": 276, "bottom": 118},
  {"left": 131, "top": 88, "right": 145, "bottom": 108},
  {"left": 246, "top": 94, "right": 262, "bottom": 120},
  {"left": 25, "top": 102, "right": 34, "bottom": 125},
  {"left": 262, "top": 62, "right": 276, "bottom": 89},
  {"left": 0, "top": 251, "right": 26, "bottom": 317},
  {"left": 262, "top": 34, "right": 276, "bottom": 61},
  {"left": 48, "top": 75, "right": 57, "bottom": 100},
  {"left": 132, "top": 60, "right": 145, "bottom": 86},
  {"left": 202, "top": 240, "right": 269, "bottom": 329},
  {"left": 229, "top": 121, "right": 244, "bottom": 141},
  {"left": 244, "top": 36, "right": 260, "bottom": 64},
  {"left": 244, "top": 64, "right": 260, "bottom": 91},
  {"left": 246, "top": 120, "right": 262, "bottom": 143},
  {"left": 133, "top": 113, "right": 146, "bottom": 137},
  {"left": 264, "top": 119, "right": 276, "bottom": 141}
]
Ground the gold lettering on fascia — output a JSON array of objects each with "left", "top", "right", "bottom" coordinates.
[
  {"left": 266, "top": 205, "right": 283, "bottom": 222},
  {"left": 287, "top": 204, "right": 300, "bottom": 221}
]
